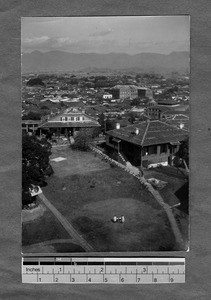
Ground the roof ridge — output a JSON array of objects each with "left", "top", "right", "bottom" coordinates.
[
  {"left": 157, "top": 119, "right": 188, "bottom": 132},
  {"left": 141, "top": 122, "right": 150, "bottom": 146},
  {"left": 106, "top": 121, "right": 147, "bottom": 134}
]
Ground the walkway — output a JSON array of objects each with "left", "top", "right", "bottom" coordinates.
[
  {"left": 38, "top": 193, "right": 94, "bottom": 252},
  {"left": 90, "top": 145, "right": 185, "bottom": 250}
]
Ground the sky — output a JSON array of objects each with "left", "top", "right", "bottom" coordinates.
[{"left": 21, "top": 16, "right": 190, "bottom": 55}]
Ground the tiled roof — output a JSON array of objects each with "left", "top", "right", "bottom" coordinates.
[
  {"left": 172, "top": 115, "right": 189, "bottom": 121},
  {"left": 112, "top": 85, "right": 139, "bottom": 90},
  {"left": 147, "top": 105, "right": 170, "bottom": 112},
  {"left": 39, "top": 121, "right": 100, "bottom": 128},
  {"left": 162, "top": 110, "right": 189, "bottom": 117},
  {"left": 165, "top": 119, "right": 189, "bottom": 131},
  {"left": 106, "top": 120, "right": 188, "bottom": 147}
]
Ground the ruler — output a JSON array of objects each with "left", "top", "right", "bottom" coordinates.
[{"left": 22, "top": 257, "right": 185, "bottom": 284}]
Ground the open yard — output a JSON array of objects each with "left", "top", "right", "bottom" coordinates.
[
  {"left": 38, "top": 146, "right": 178, "bottom": 252},
  {"left": 22, "top": 198, "right": 85, "bottom": 253}
]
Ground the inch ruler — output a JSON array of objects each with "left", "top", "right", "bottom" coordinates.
[{"left": 22, "top": 257, "right": 185, "bottom": 284}]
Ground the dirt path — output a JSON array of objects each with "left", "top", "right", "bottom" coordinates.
[{"left": 38, "top": 193, "right": 94, "bottom": 252}]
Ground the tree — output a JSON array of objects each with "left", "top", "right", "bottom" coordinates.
[
  {"left": 131, "top": 98, "right": 141, "bottom": 106},
  {"left": 91, "top": 127, "right": 101, "bottom": 138},
  {"left": 40, "top": 105, "right": 49, "bottom": 110},
  {"left": 176, "top": 138, "right": 189, "bottom": 165},
  {"left": 94, "top": 81, "right": 110, "bottom": 88},
  {"left": 128, "top": 113, "right": 136, "bottom": 124},
  {"left": 72, "top": 129, "right": 92, "bottom": 151},
  {"left": 26, "top": 77, "right": 45, "bottom": 87},
  {"left": 98, "top": 113, "right": 106, "bottom": 133},
  {"left": 105, "top": 118, "right": 116, "bottom": 131},
  {"left": 174, "top": 138, "right": 189, "bottom": 173},
  {"left": 22, "top": 111, "right": 41, "bottom": 120},
  {"left": 22, "top": 134, "right": 53, "bottom": 207}
]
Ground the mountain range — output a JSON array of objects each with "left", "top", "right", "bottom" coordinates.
[{"left": 22, "top": 51, "right": 189, "bottom": 74}]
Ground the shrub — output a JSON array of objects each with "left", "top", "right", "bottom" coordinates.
[{"left": 72, "top": 129, "right": 92, "bottom": 151}]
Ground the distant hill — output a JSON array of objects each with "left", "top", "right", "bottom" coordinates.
[{"left": 22, "top": 51, "right": 190, "bottom": 75}]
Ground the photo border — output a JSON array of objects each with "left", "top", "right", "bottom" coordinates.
[{"left": 1, "top": 1, "right": 210, "bottom": 298}]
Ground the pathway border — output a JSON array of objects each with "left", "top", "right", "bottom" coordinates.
[{"left": 38, "top": 193, "right": 94, "bottom": 252}]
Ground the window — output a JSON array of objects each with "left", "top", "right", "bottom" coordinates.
[
  {"left": 160, "top": 144, "right": 168, "bottom": 153},
  {"left": 109, "top": 136, "right": 114, "bottom": 145},
  {"left": 172, "top": 145, "right": 178, "bottom": 154},
  {"left": 149, "top": 145, "right": 157, "bottom": 155},
  {"left": 71, "top": 117, "right": 74, "bottom": 121},
  {"left": 65, "top": 117, "right": 68, "bottom": 121},
  {"left": 76, "top": 117, "right": 80, "bottom": 121},
  {"left": 143, "top": 147, "right": 149, "bottom": 156}
]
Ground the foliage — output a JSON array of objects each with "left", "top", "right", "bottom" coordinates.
[
  {"left": 98, "top": 114, "right": 116, "bottom": 133},
  {"left": 26, "top": 77, "right": 45, "bottom": 87},
  {"left": 173, "top": 138, "right": 189, "bottom": 174},
  {"left": 40, "top": 105, "right": 49, "bottom": 110},
  {"left": 60, "top": 101, "right": 67, "bottom": 107},
  {"left": 94, "top": 75, "right": 107, "bottom": 82},
  {"left": 175, "top": 138, "right": 189, "bottom": 167},
  {"left": 70, "top": 78, "right": 79, "bottom": 85},
  {"left": 84, "top": 82, "right": 95, "bottom": 88},
  {"left": 98, "top": 113, "right": 106, "bottom": 133},
  {"left": 72, "top": 129, "right": 93, "bottom": 151},
  {"left": 131, "top": 98, "right": 141, "bottom": 106},
  {"left": 128, "top": 112, "right": 136, "bottom": 124},
  {"left": 91, "top": 127, "right": 101, "bottom": 138},
  {"left": 105, "top": 118, "right": 117, "bottom": 131},
  {"left": 94, "top": 81, "right": 111, "bottom": 88},
  {"left": 22, "top": 134, "right": 53, "bottom": 207},
  {"left": 22, "top": 111, "right": 41, "bottom": 120}
]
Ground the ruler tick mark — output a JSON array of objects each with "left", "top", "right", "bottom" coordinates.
[{"left": 22, "top": 258, "right": 185, "bottom": 284}]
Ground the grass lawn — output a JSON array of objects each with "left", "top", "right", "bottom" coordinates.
[
  {"left": 22, "top": 199, "right": 84, "bottom": 253},
  {"left": 41, "top": 147, "right": 177, "bottom": 252},
  {"left": 49, "top": 145, "right": 111, "bottom": 177},
  {"left": 22, "top": 207, "right": 69, "bottom": 245}
]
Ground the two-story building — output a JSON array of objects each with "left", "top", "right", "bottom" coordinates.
[
  {"left": 38, "top": 108, "right": 100, "bottom": 137},
  {"left": 105, "top": 85, "right": 153, "bottom": 100},
  {"left": 146, "top": 105, "right": 169, "bottom": 120},
  {"left": 106, "top": 120, "right": 188, "bottom": 168}
]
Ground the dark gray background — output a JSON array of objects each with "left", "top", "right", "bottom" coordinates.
[{"left": 0, "top": 0, "right": 210, "bottom": 299}]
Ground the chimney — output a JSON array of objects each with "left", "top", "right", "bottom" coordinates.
[
  {"left": 116, "top": 123, "right": 120, "bottom": 129},
  {"left": 135, "top": 128, "right": 139, "bottom": 135}
]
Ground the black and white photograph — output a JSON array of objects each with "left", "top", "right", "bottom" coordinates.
[{"left": 21, "top": 16, "right": 190, "bottom": 253}]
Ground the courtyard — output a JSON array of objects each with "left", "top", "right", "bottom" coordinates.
[{"left": 34, "top": 145, "right": 177, "bottom": 252}]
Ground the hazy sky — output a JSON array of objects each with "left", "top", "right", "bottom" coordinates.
[{"left": 22, "top": 16, "right": 190, "bottom": 55}]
